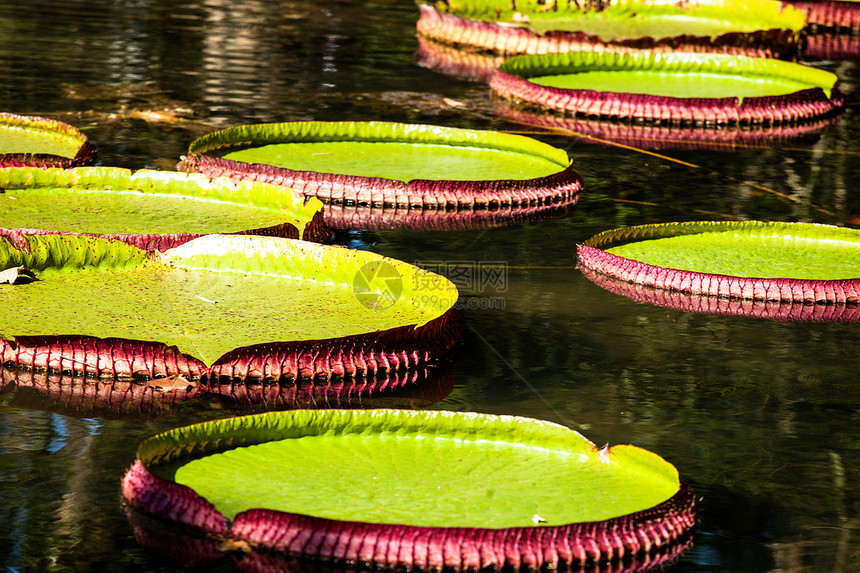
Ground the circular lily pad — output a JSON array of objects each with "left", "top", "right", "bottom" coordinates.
[
  {"left": 0, "top": 166, "right": 329, "bottom": 249},
  {"left": 0, "top": 112, "right": 96, "bottom": 167},
  {"left": 0, "top": 233, "right": 460, "bottom": 380},
  {"left": 416, "top": 0, "right": 805, "bottom": 59},
  {"left": 184, "top": 121, "right": 582, "bottom": 211},
  {"left": 577, "top": 221, "right": 860, "bottom": 305},
  {"left": 491, "top": 51, "right": 845, "bottom": 125},
  {"left": 122, "top": 409, "right": 697, "bottom": 570}
]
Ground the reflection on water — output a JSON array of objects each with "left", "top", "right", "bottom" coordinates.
[{"left": 0, "top": 0, "right": 859, "bottom": 572}]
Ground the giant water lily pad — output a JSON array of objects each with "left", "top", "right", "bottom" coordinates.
[
  {"left": 184, "top": 121, "right": 582, "bottom": 221},
  {"left": 0, "top": 166, "right": 329, "bottom": 249},
  {"left": 0, "top": 112, "right": 96, "bottom": 167},
  {"left": 122, "top": 409, "right": 697, "bottom": 570},
  {"left": 491, "top": 51, "right": 844, "bottom": 125},
  {"left": 0, "top": 233, "right": 460, "bottom": 379},
  {"left": 417, "top": 0, "right": 805, "bottom": 59},
  {"left": 577, "top": 221, "right": 860, "bottom": 306}
]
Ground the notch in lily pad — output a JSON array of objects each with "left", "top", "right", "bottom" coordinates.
[
  {"left": 0, "top": 166, "right": 330, "bottom": 249},
  {"left": 492, "top": 51, "right": 845, "bottom": 126},
  {"left": 183, "top": 121, "right": 582, "bottom": 230},
  {"left": 577, "top": 221, "right": 860, "bottom": 319},
  {"left": 416, "top": 0, "right": 805, "bottom": 60},
  {"left": 0, "top": 233, "right": 460, "bottom": 381},
  {"left": 122, "top": 409, "right": 697, "bottom": 571},
  {"left": 0, "top": 112, "right": 96, "bottom": 168}
]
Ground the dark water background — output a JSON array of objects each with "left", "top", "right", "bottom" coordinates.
[{"left": 0, "top": 1, "right": 859, "bottom": 571}]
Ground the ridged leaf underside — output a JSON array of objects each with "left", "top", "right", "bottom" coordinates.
[{"left": 492, "top": 51, "right": 843, "bottom": 124}]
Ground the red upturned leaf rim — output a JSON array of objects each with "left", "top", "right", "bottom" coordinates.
[
  {"left": 577, "top": 220, "right": 860, "bottom": 306},
  {"left": 801, "top": 31, "right": 860, "bottom": 61},
  {"left": 183, "top": 121, "right": 583, "bottom": 210},
  {"left": 491, "top": 51, "right": 845, "bottom": 126},
  {"left": 495, "top": 104, "right": 838, "bottom": 152},
  {"left": 122, "top": 409, "right": 698, "bottom": 571},
  {"left": 414, "top": 35, "right": 505, "bottom": 83},
  {"left": 785, "top": 0, "right": 860, "bottom": 31},
  {"left": 580, "top": 265, "right": 860, "bottom": 323},
  {"left": 122, "top": 498, "right": 694, "bottom": 573},
  {"left": 1, "top": 358, "right": 454, "bottom": 420},
  {"left": 415, "top": 2, "right": 803, "bottom": 60},
  {"left": 0, "top": 112, "right": 96, "bottom": 168},
  {"left": 322, "top": 196, "right": 577, "bottom": 231}
]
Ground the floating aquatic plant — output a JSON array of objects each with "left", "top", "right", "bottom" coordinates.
[
  {"left": 0, "top": 233, "right": 460, "bottom": 380},
  {"left": 183, "top": 121, "right": 582, "bottom": 230},
  {"left": 0, "top": 166, "right": 330, "bottom": 249},
  {"left": 491, "top": 51, "right": 844, "bottom": 125},
  {"left": 416, "top": 0, "right": 805, "bottom": 59},
  {"left": 578, "top": 221, "right": 860, "bottom": 307},
  {"left": 0, "top": 112, "right": 96, "bottom": 168},
  {"left": 122, "top": 409, "right": 697, "bottom": 570}
]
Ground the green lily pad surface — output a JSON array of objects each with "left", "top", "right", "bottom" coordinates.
[
  {"left": 187, "top": 121, "right": 582, "bottom": 211},
  {"left": 520, "top": 51, "right": 837, "bottom": 101},
  {"left": 0, "top": 234, "right": 457, "bottom": 367},
  {"left": 595, "top": 221, "right": 860, "bottom": 280},
  {"left": 124, "top": 409, "right": 696, "bottom": 569},
  {"left": 532, "top": 67, "right": 822, "bottom": 101},
  {"left": 492, "top": 51, "right": 843, "bottom": 124},
  {"left": 605, "top": 226, "right": 860, "bottom": 280},
  {"left": 578, "top": 221, "right": 860, "bottom": 305},
  {"left": 0, "top": 112, "right": 95, "bottom": 166},
  {"left": 0, "top": 166, "right": 322, "bottom": 237},
  {"left": 189, "top": 121, "right": 570, "bottom": 182},
  {"left": 224, "top": 140, "right": 563, "bottom": 182},
  {"left": 167, "top": 410, "right": 677, "bottom": 527},
  {"left": 429, "top": 0, "right": 806, "bottom": 39}
]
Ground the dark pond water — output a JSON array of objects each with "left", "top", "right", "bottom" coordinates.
[{"left": 1, "top": 1, "right": 859, "bottom": 571}]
